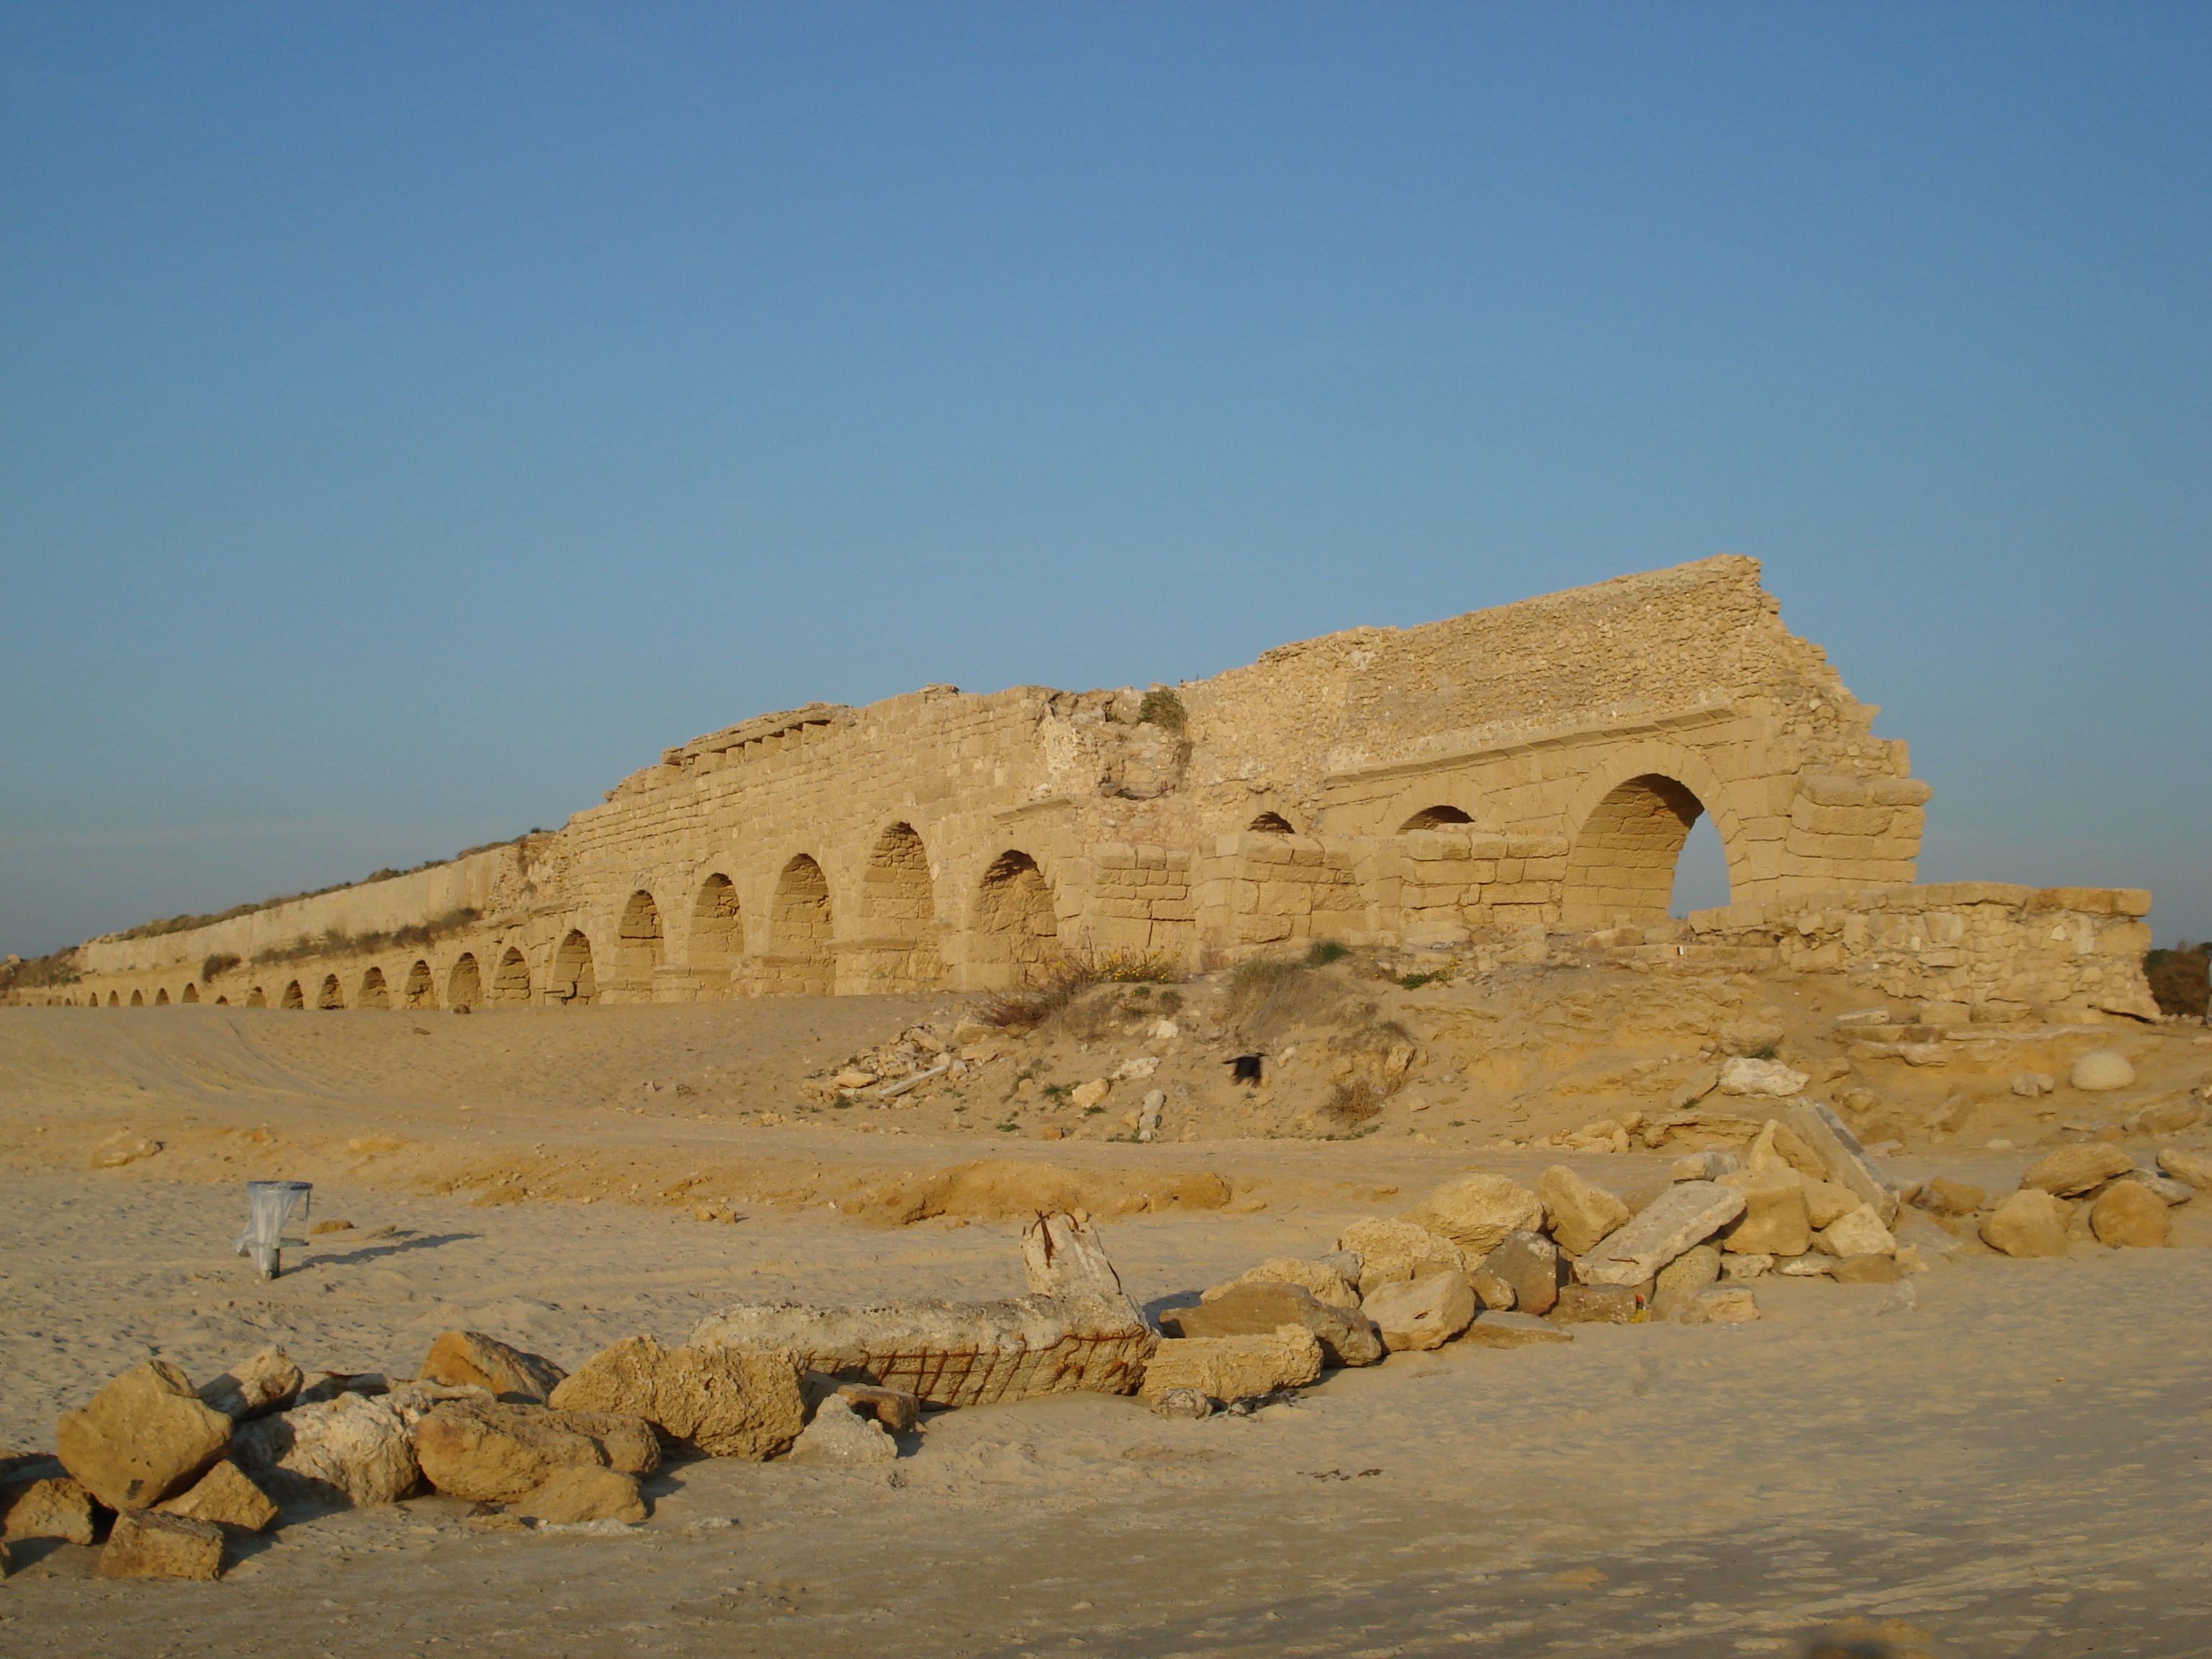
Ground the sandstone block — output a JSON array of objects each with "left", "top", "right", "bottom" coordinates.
[
  {"left": 1719, "top": 1168, "right": 1812, "bottom": 1256},
  {"left": 3, "top": 1476, "right": 99, "bottom": 1545},
  {"left": 1401, "top": 1174, "right": 1545, "bottom": 1257},
  {"left": 2012, "top": 1072, "right": 2056, "bottom": 1097},
  {"left": 413, "top": 1401, "right": 657, "bottom": 1503},
  {"left": 2113, "top": 1169, "right": 2194, "bottom": 1205},
  {"left": 2019, "top": 1144, "right": 2134, "bottom": 1197},
  {"left": 1200, "top": 1255, "right": 1360, "bottom": 1310},
  {"left": 1478, "top": 1231, "right": 1560, "bottom": 1316},
  {"left": 1359, "top": 1272, "right": 1475, "bottom": 1352},
  {"left": 233, "top": 1392, "right": 421, "bottom": 1509},
  {"left": 1830, "top": 1254, "right": 1902, "bottom": 1284},
  {"left": 1458, "top": 1311, "right": 1572, "bottom": 1349},
  {"left": 1784, "top": 1100, "right": 1900, "bottom": 1225},
  {"left": 1801, "top": 1176, "right": 1861, "bottom": 1230},
  {"left": 1336, "top": 1217, "right": 1467, "bottom": 1291},
  {"left": 1912, "top": 1177, "right": 1986, "bottom": 1217},
  {"left": 1669, "top": 1285, "right": 1759, "bottom": 1324},
  {"left": 2127, "top": 1096, "right": 2205, "bottom": 1136},
  {"left": 1815, "top": 1205, "right": 1897, "bottom": 1258},
  {"left": 1654, "top": 1244, "right": 1722, "bottom": 1292},
  {"left": 1534, "top": 1165, "right": 1629, "bottom": 1256},
  {"left": 2069, "top": 1050, "right": 2135, "bottom": 1092},
  {"left": 1139, "top": 1327, "right": 1324, "bottom": 1402},
  {"left": 1070, "top": 1079, "right": 1112, "bottom": 1111},
  {"left": 1576, "top": 1181, "right": 1744, "bottom": 1285},
  {"left": 1670, "top": 1149, "right": 1740, "bottom": 1181},
  {"left": 156, "top": 1460, "right": 277, "bottom": 1533},
  {"left": 1161, "top": 1282, "right": 1382, "bottom": 1367},
  {"left": 1775, "top": 1253, "right": 1833, "bottom": 1277},
  {"left": 1746, "top": 1119, "right": 1826, "bottom": 1179},
  {"left": 421, "top": 1330, "right": 567, "bottom": 1403},
  {"left": 1722, "top": 1253, "right": 1773, "bottom": 1280},
  {"left": 784, "top": 1399, "right": 899, "bottom": 1465},
  {"left": 1717, "top": 1058, "right": 1807, "bottom": 1098},
  {"left": 549, "top": 1335, "right": 806, "bottom": 1460},
  {"left": 2090, "top": 1182, "right": 2170, "bottom": 1248},
  {"left": 1980, "top": 1190, "right": 2072, "bottom": 1259},
  {"left": 516, "top": 1467, "right": 649, "bottom": 1523},
  {"left": 2157, "top": 1148, "right": 2212, "bottom": 1190},
  {"left": 1468, "top": 1269, "right": 1516, "bottom": 1310},
  {"left": 1551, "top": 1285, "right": 1642, "bottom": 1324},
  {"left": 97, "top": 1509, "right": 223, "bottom": 1581},
  {"left": 197, "top": 1346, "right": 302, "bottom": 1421},
  {"left": 58, "top": 1360, "right": 233, "bottom": 1511}
]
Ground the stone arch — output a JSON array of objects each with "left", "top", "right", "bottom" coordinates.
[
  {"left": 107, "top": 990, "right": 120, "bottom": 1006},
  {"left": 616, "top": 891, "right": 665, "bottom": 983},
  {"left": 129, "top": 989, "right": 145, "bottom": 1006},
  {"left": 180, "top": 982, "right": 199, "bottom": 1004},
  {"left": 768, "top": 855, "right": 835, "bottom": 995},
  {"left": 282, "top": 980, "right": 305, "bottom": 1010},
  {"left": 1400, "top": 804, "right": 1474, "bottom": 832},
  {"left": 1556, "top": 744, "right": 1755, "bottom": 927},
  {"left": 215, "top": 996, "right": 229, "bottom": 1005},
  {"left": 491, "top": 946, "right": 531, "bottom": 1004},
  {"left": 858, "top": 822, "right": 940, "bottom": 992},
  {"left": 247, "top": 986, "right": 267, "bottom": 1007},
  {"left": 154, "top": 987, "right": 169, "bottom": 1004},
  {"left": 359, "top": 967, "right": 390, "bottom": 1010},
  {"left": 1248, "top": 811, "right": 1296, "bottom": 834},
  {"left": 403, "top": 960, "right": 435, "bottom": 1009},
  {"left": 971, "top": 850, "right": 1059, "bottom": 986},
  {"left": 318, "top": 974, "right": 345, "bottom": 1010},
  {"left": 690, "top": 873, "right": 743, "bottom": 972},
  {"left": 552, "top": 930, "right": 598, "bottom": 1004},
  {"left": 448, "top": 953, "right": 482, "bottom": 1008}
]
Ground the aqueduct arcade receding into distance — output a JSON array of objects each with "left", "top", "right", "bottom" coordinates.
[{"left": 68, "top": 557, "right": 2009, "bottom": 1014}]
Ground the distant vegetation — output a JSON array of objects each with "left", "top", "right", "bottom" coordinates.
[
  {"left": 2147, "top": 942, "right": 2211, "bottom": 1018},
  {"left": 0, "top": 948, "right": 81, "bottom": 997},
  {"left": 248, "top": 907, "right": 482, "bottom": 968}
]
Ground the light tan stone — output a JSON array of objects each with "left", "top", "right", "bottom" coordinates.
[
  {"left": 1830, "top": 1254, "right": 1901, "bottom": 1284},
  {"left": 1534, "top": 1166, "right": 1629, "bottom": 1256},
  {"left": 2, "top": 1476, "right": 99, "bottom": 1545},
  {"left": 1468, "top": 1269, "right": 1516, "bottom": 1310},
  {"left": 197, "top": 1346, "right": 302, "bottom": 1421},
  {"left": 1138, "top": 1327, "right": 1323, "bottom": 1401},
  {"left": 2069, "top": 1050, "right": 2135, "bottom": 1091},
  {"left": 156, "top": 1460, "right": 278, "bottom": 1533},
  {"left": 1670, "top": 1285, "right": 1760, "bottom": 1324},
  {"left": 233, "top": 1392, "right": 421, "bottom": 1510},
  {"left": 1654, "top": 1244, "right": 1722, "bottom": 1292},
  {"left": 1980, "top": 1189, "right": 2072, "bottom": 1258},
  {"left": 1359, "top": 1272, "right": 1476, "bottom": 1352},
  {"left": 412, "top": 1401, "right": 658, "bottom": 1503},
  {"left": 57, "top": 1361, "right": 232, "bottom": 1511},
  {"left": 1401, "top": 1173, "right": 1545, "bottom": 1258},
  {"left": 1161, "top": 1282, "right": 1382, "bottom": 1367},
  {"left": 2158, "top": 1148, "right": 2212, "bottom": 1190},
  {"left": 1719, "top": 1168, "right": 1812, "bottom": 1256},
  {"left": 548, "top": 1335, "right": 806, "bottom": 1460},
  {"left": 1202, "top": 1255, "right": 1360, "bottom": 1310},
  {"left": 1717, "top": 1058, "right": 1807, "bottom": 1098},
  {"left": 1801, "top": 1177, "right": 1861, "bottom": 1230},
  {"left": 1911, "top": 1177, "right": 1985, "bottom": 1217},
  {"left": 515, "top": 1467, "right": 648, "bottom": 1524},
  {"left": 1577, "top": 1181, "right": 1745, "bottom": 1285},
  {"left": 96, "top": 1509, "right": 223, "bottom": 1581},
  {"left": 2090, "top": 1182, "right": 2170, "bottom": 1248},
  {"left": 421, "top": 1330, "right": 567, "bottom": 1403},
  {"left": 2019, "top": 1144, "right": 2136, "bottom": 1197},
  {"left": 1746, "top": 1119, "right": 1826, "bottom": 1179},
  {"left": 1458, "top": 1311, "right": 1572, "bottom": 1348},
  {"left": 1815, "top": 1205, "right": 1897, "bottom": 1258},
  {"left": 1551, "top": 1284, "right": 1643, "bottom": 1324},
  {"left": 1784, "top": 1101, "right": 1901, "bottom": 1225},
  {"left": 783, "top": 1399, "right": 898, "bottom": 1465},
  {"left": 1336, "top": 1217, "right": 1467, "bottom": 1288}
]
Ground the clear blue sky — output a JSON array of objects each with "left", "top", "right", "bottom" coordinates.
[{"left": 3, "top": 2, "right": 2206, "bottom": 958}]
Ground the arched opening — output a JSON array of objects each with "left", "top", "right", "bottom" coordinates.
[
  {"left": 403, "top": 960, "right": 435, "bottom": 1008},
  {"left": 107, "top": 991, "right": 120, "bottom": 1006},
  {"left": 690, "top": 873, "right": 743, "bottom": 973},
  {"left": 1671, "top": 815, "right": 1731, "bottom": 917},
  {"left": 448, "top": 954, "right": 482, "bottom": 1009},
  {"left": 281, "top": 981, "right": 305, "bottom": 1010},
  {"left": 154, "top": 987, "right": 171, "bottom": 1004},
  {"left": 1399, "top": 804, "right": 1473, "bottom": 832},
  {"left": 616, "top": 891, "right": 664, "bottom": 983},
  {"left": 1248, "top": 811, "right": 1295, "bottom": 834},
  {"left": 973, "top": 850, "right": 1058, "bottom": 986},
  {"left": 246, "top": 986, "right": 267, "bottom": 1007},
  {"left": 129, "top": 989, "right": 144, "bottom": 1007},
  {"left": 317, "top": 974, "right": 344, "bottom": 1010},
  {"left": 769, "top": 855, "right": 835, "bottom": 995},
  {"left": 180, "top": 983, "right": 199, "bottom": 1004},
  {"left": 552, "top": 930, "right": 597, "bottom": 1004},
  {"left": 491, "top": 947, "right": 531, "bottom": 1004},
  {"left": 860, "top": 822, "right": 939, "bottom": 991},
  {"left": 215, "top": 996, "right": 229, "bottom": 1005},
  {"left": 359, "top": 967, "right": 390, "bottom": 1010},
  {"left": 1562, "top": 773, "right": 1714, "bottom": 928}
]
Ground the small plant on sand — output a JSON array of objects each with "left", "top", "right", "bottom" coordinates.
[{"left": 1305, "top": 939, "right": 1350, "bottom": 966}]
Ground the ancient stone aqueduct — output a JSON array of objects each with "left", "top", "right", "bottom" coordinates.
[{"left": 56, "top": 557, "right": 2158, "bottom": 1024}]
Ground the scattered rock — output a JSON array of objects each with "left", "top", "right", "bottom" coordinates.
[
  {"left": 1069, "top": 1079, "right": 1112, "bottom": 1112},
  {"left": 1458, "top": 1311, "right": 1572, "bottom": 1348},
  {"left": 1745, "top": 1119, "right": 1826, "bottom": 1179},
  {"left": 1721, "top": 1253, "right": 1773, "bottom": 1281},
  {"left": 1800, "top": 1177, "right": 1861, "bottom": 1230},
  {"left": 1534, "top": 1166, "right": 1629, "bottom": 1256},
  {"left": 1774, "top": 1253, "right": 1833, "bottom": 1277},
  {"left": 1161, "top": 1282, "right": 1382, "bottom": 1367},
  {"left": 1478, "top": 1231, "right": 1560, "bottom": 1316},
  {"left": 1468, "top": 1269, "right": 1516, "bottom": 1310},
  {"left": 2090, "top": 1182, "right": 2170, "bottom": 1248},
  {"left": 1716, "top": 1058, "right": 1807, "bottom": 1098},
  {"left": 1784, "top": 1101, "right": 1901, "bottom": 1224},
  {"left": 1830, "top": 1254, "right": 1902, "bottom": 1285},
  {"left": 2157, "top": 1148, "right": 2212, "bottom": 1190},
  {"left": 411, "top": 1401, "right": 658, "bottom": 1503},
  {"left": 1149, "top": 1388, "right": 1213, "bottom": 1421},
  {"left": 96, "top": 1509, "right": 223, "bottom": 1581},
  {"left": 1401, "top": 1173, "right": 1545, "bottom": 1257},
  {"left": 1551, "top": 1285, "right": 1642, "bottom": 1324},
  {"left": 1654, "top": 1244, "right": 1722, "bottom": 1292},
  {"left": 515, "top": 1467, "right": 649, "bottom": 1523},
  {"left": 1336, "top": 1217, "right": 1467, "bottom": 1292},
  {"left": 829, "top": 1382, "right": 922, "bottom": 1436},
  {"left": 1719, "top": 1168, "right": 1812, "bottom": 1256},
  {"left": 2113, "top": 1169, "right": 2194, "bottom": 1205},
  {"left": 1815, "top": 1205, "right": 1897, "bottom": 1259},
  {"left": 1979, "top": 1189, "right": 2072, "bottom": 1259},
  {"left": 1576, "top": 1180, "right": 1744, "bottom": 1286},
  {"left": 1201, "top": 1255, "right": 1360, "bottom": 1310},
  {"left": 2, "top": 1476, "right": 99, "bottom": 1545},
  {"left": 421, "top": 1331, "right": 568, "bottom": 1404},
  {"left": 1668, "top": 1149, "right": 1740, "bottom": 1182},
  {"left": 156, "top": 1460, "right": 278, "bottom": 1533},
  {"left": 1668, "top": 1285, "right": 1759, "bottom": 1324},
  {"left": 58, "top": 1360, "right": 233, "bottom": 1511},
  {"left": 549, "top": 1335, "right": 807, "bottom": 1460},
  {"left": 783, "top": 1399, "right": 899, "bottom": 1466},
  {"left": 2069, "top": 1050, "right": 2136, "bottom": 1092},
  {"left": 308, "top": 1219, "right": 355, "bottom": 1236},
  {"left": 2126, "top": 1095, "right": 2205, "bottom": 1136},
  {"left": 234, "top": 1391, "right": 421, "bottom": 1509},
  {"left": 1912, "top": 1177, "right": 1986, "bottom": 1218},
  {"left": 89, "top": 1132, "right": 163, "bottom": 1170},
  {"left": 2011, "top": 1072, "right": 2056, "bottom": 1097},
  {"left": 2019, "top": 1144, "right": 2135, "bottom": 1197},
  {"left": 197, "top": 1346, "right": 303, "bottom": 1421},
  {"left": 1139, "top": 1326, "right": 1323, "bottom": 1402},
  {"left": 1359, "top": 1272, "right": 1475, "bottom": 1352}
]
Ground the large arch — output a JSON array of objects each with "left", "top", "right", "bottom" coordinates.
[
  {"left": 246, "top": 986, "right": 268, "bottom": 1008},
  {"left": 448, "top": 953, "right": 482, "bottom": 1008},
  {"left": 971, "top": 849, "right": 1059, "bottom": 987},
  {"left": 107, "top": 990, "right": 120, "bottom": 1007},
  {"left": 317, "top": 974, "right": 345, "bottom": 1010},
  {"left": 129, "top": 989, "right": 145, "bottom": 1007},
  {"left": 1400, "top": 804, "right": 1474, "bottom": 832},
  {"left": 180, "top": 982, "right": 200, "bottom": 1004},
  {"left": 281, "top": 980, "right": 305, "bottom": 1010},
  {"left": 616, "top": 891, "right": 665, "bottom": 985},
  {"left": 153, "top": 987, "right": 170, "bottom": 1004},
  {"left": 551, "top": 930, "right": 598, "bottom": 1004},
  {"left": 689, "top": 873, "right": 744, "bottom": 979},
  {"left": 1248, "top": 811, "right": 1296, "bottom": 835},
  {"left": 1560, "top": 773, "right": 1714, "bottom": 927},
  {"left": 359, "top": 967, "right": 390, "bottom": 1010},
  {"left": 490, "top": 947, "right": 531, "bottom": 1004},
  {"left": 858, "top": 822, "right": 940, "bottom": 992},
  {"left": 403, "top": 960, "right": 435, "bottom": 1009},
  {"left": 768, "top": 855, "right": 835, "bottom": 995}
]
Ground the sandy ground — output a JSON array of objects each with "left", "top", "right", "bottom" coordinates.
[{"left": 2, "top": 1003, "right": 2210, "bottom": 1658}]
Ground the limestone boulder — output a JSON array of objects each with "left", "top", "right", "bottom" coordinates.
[
  {"left": 1655, "top": 1244, "right": 1722, "bottom": 1293},
  {"left": 783, "top": 1400, "right": 899, "bottom": 1466},
  {"left": 1717, "top": 1058, "right": 1807, "bottom": 1098},
  {"left": 412, "top": 1400, "right": 658, "bottom": 1503},
  {"left": 156, "top": 1460, "right": 278, "bottom": 1533},
  {"left": 1670, "top": 1149, "right": 1740, "bottom": 1182},
  {"left": 2157, "top": 1148, "right": 2212, "bottom": 1190},
  {"left": 1668, "top": 1285, "right": 1760, "bottom": 1324},
  {"left": 1359, "top": 1272, "right": 1475, "bottom": 1352},
  {"left": 1468, "top": 1269, "right": 1516, "bottom": 1310},
  {"left": 516, "top": 1467, "right": 649, "bottom": 1523},
  {"left": 2019, "top": 1145, "right": 2134, "bottom": 1197},
  {"left": 1722, "top": 1253, "right": 1773, "bottom": 1281},
  {"left": 2128, "top": 1095, "right": 2204, "bottom": 1136},
  {"left": 549, "top": 1335, "right": 806, "bottom": 1460},
  {"left": 1719, "top": 1169, "right": 1812, "bottom": 1256},
  {"left": 233, "top": 1392, "right": 421, "bottom": 1509},
  {"left": 1745, "top": 1119, "right": 1827, "bottom": 1179},
  {"left": 2090, "top": 1182, "right": 2170, "bottom": 1248},
  {"left": 1552, "top": 1285, "right": 1642, "bottom": 1324},
  {"left": 1576, "top": 1181, "right": 1744, "bottom": 1286},
  {"left": 1160, "top": 1282, "right": 1382, "bottom": 1367},
  {"left": 1478, "top": 1231, "right": 1560, "bottom": 1316},
  {"left": 1979, "top": 1190, "right": 2072, "bottom": 1259},
  {"left": 1458, "top": 1311, "right": 1572, "bottom": 1349},
  {"left": 96, "top": 1509, "right": 223, "bottom": 1581},
  {"left": 2069, "top": 1050, "right": 2135, "bottom": 1092},
  {"left": 1912, "top": 1177, "right": 1986, "bottom": 1218},
  {"left": 1138, "top": 1327, "right": 1324, "bottom": 1403},
  {"left": 1336, "top": 1217, "right": 1466, "bottom": 1292},
  {"left": 1200, "top": 1255, "right": 1360, "bottom": 1311},
  {"left": 1830, "top": 1254, "right": 1902, "bottom": 1284},
  {"left": 2113, "top": 1169, "right": 2195, "bottom": 1205},
  {"left": 1801, "top": 1177, "right": 1862, "bottom": 1230},
  {"left": 421, "top": 1330, "right": 567, "bottom": 1403},
  {"left": 1401, "top": 1174, "right": 1545, "bottom": 1259},
  {"left": 197, "top": 1346, "right": 303, "bottom": 1422},
  {"left": 1783, "top": 1101, "right": 1900, "bottom": 1225},
  {"left": 58, "top": 1361, "right": 233, "bottom": 1511},
  {"left": 1815, "top": 1205, "right": 1897, "bottom": 1259},
  {"left": 2, "top": 1477, "right": 99, "bottom": 1545},
  {"left": 1534, "top": 1166, "right": 1629, "bottom": 1256},
  {"left": 825, "top": 1382, "right": 922, "bottom": 1435}
]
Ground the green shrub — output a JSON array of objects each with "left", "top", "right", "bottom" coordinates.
[
  {"left": 2146, "top": 942, "right": 2211, "bottom": 1017},
  {"left": 1136, "top": 687, "right": 1187, "bottom": 732},
  {"left": 200, "top": 952, "right": 240, "bottom": 983},
  {"left": 1305, "top": 939, "right": 1350, "bottom": 966}
]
